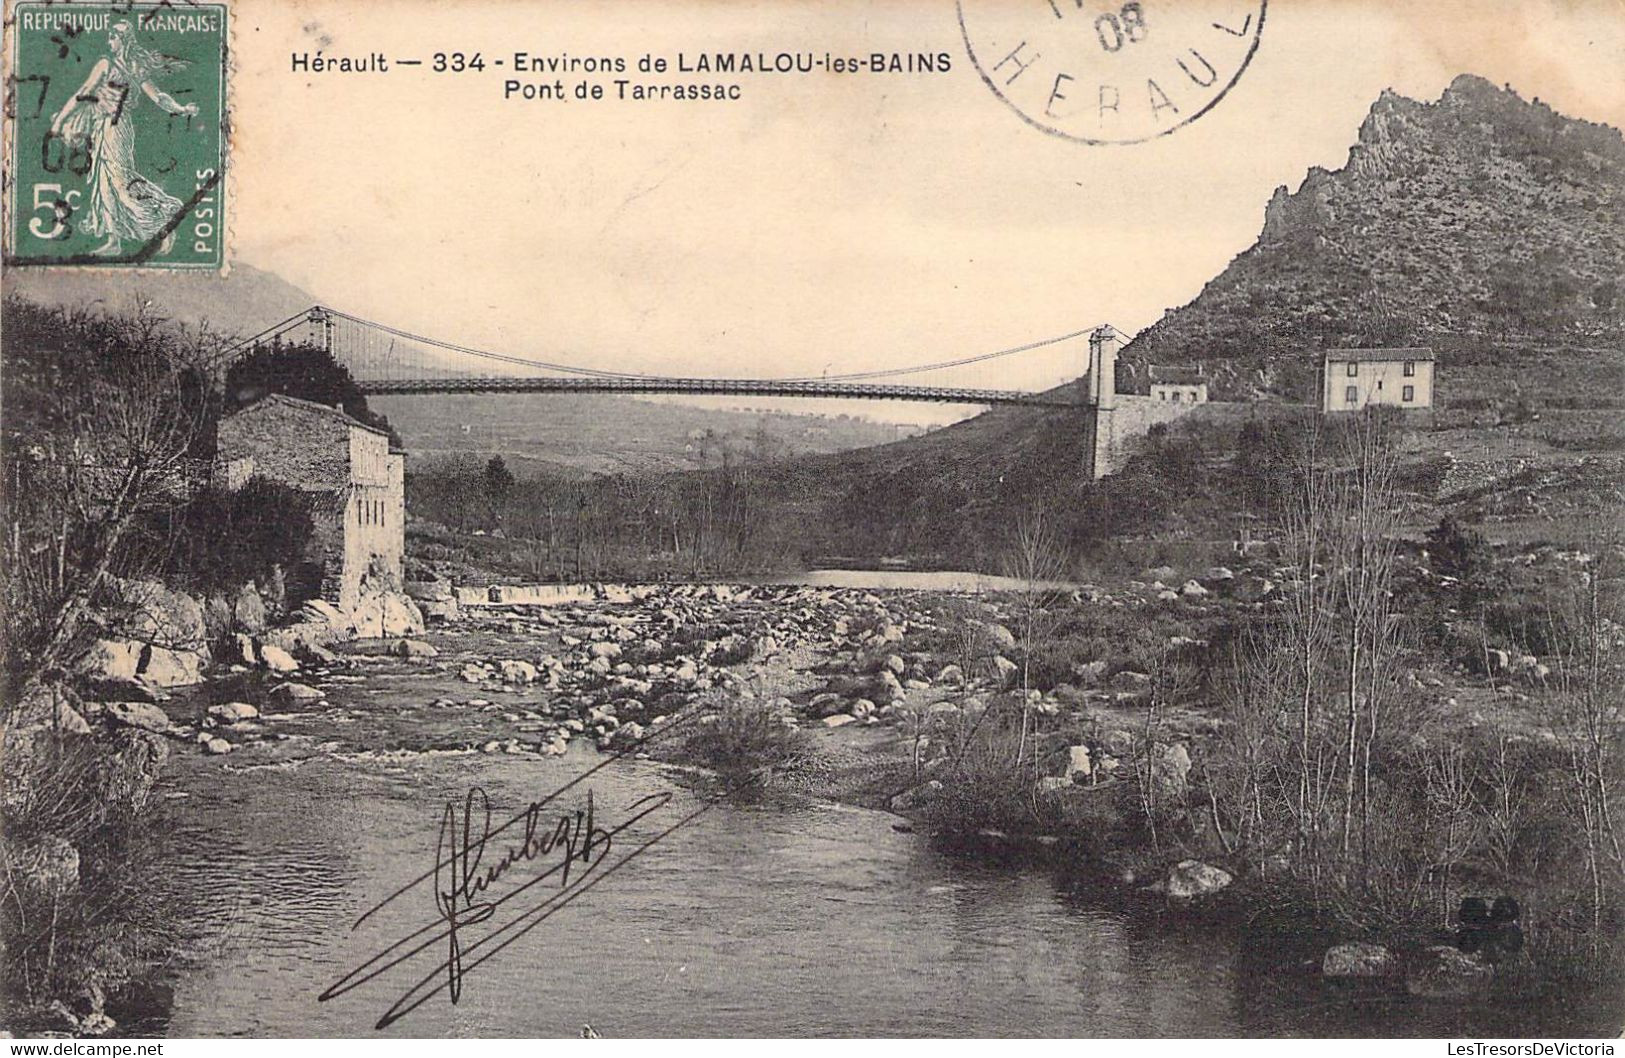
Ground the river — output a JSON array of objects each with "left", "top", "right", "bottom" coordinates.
[{"left": 138, "top": 597, "right": 1601, "bottom": 1039}]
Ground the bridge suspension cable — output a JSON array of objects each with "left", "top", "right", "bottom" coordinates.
[{"left": 231, "top": 305, "right": 1112, "bottom": 387}]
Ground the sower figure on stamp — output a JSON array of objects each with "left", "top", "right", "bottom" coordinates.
[{"left": 49, "top": 19, "right": 201, "bottom": 257}]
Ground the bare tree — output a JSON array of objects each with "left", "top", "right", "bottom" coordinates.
[{"left": 2, "top": 302, "right": 216, "bottom": 715}]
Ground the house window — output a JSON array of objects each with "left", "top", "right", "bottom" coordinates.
[
  {"left": 1158, "top": 391, "right": 1167, "bottom": 401},
  {"left": 1345, "top": 385, "right": 1359, "bottom": 404},
  {"left": 1403, "top": 361, "right": 1416, "bottom": 377},
  {"left": 1346, "top": 362, "right": 1358, "bottom": 377},
  {"left": 1376, "top": 380, "right": 1383, "bottom": 392},
  {"left": 1402, "top": 385, "right": 1415, "bottom": 402},
  {"left": 1171, "top": 391, "right": 1182, "bottom": 403}
]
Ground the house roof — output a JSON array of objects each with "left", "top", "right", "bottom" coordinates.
[
  {"left": 1150, "top": 373, "right": 1208, "bottom": 387},
  {"left": 1323, "top": 347, "right": 1436, "bottom": 363},
  {"left": 226, "top": 393, "right": 394, "bottom": 440}
]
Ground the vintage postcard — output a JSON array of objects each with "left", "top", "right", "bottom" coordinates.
[{"left": 2, "top": 0, "right": 1623, "bottom": 1045}]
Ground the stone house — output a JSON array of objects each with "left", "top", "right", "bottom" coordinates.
[
  {"left": 216, "top": 394, "right": 405, "bottom": 610},
  {"left": 1322, "top": 348, "right": 1436, "bottom": 414},
  {"left": 1149, "top": 371, "right": 1209, "bottom": 405}
]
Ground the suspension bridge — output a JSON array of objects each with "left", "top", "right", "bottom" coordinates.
[{"left": 231, "top": 307, "right": 1108, "bottom": 408}]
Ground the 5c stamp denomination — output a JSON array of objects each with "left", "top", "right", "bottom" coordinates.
[
  {"left": 5, "top": 1, "right": 228, "bottom": 268},
  {"left": 958, "top": 0, "right": 1265, "bottom": 145}
]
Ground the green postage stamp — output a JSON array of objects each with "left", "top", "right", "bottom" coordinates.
[{"left": 5, "top": 1, "right": 228, "bottom": 269}]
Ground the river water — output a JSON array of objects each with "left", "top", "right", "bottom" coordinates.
[{"left": 141, "top": 613, "right": 1605, "bottom": 1039}]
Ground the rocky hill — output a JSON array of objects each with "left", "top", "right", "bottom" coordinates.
[{"left": 1122, "top": 74, "right": 1625, "bottom": 401}]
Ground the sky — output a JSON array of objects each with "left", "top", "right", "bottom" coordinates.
[{"left": 222, "top": 0, "right": 1625, "bottom": 422}]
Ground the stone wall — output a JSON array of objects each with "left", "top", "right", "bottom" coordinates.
[
  {"left": 1087, "top": 395, "right": 1205, "bottom": 478},
  {"left": 217, "top": 398, "right": 352, "bottom": 490}
]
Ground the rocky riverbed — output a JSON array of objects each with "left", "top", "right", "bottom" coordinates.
[{"left": 10, "top": 564, "right": 1614, "bottom": 1037}]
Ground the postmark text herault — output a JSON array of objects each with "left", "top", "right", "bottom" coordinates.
[{"left": 958, "top": 0, "right": 1265, "bottom": 145}]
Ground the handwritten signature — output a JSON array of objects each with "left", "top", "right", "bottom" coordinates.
[{"left": 321, "top": 785, "right": 673, "bottom": 1029}]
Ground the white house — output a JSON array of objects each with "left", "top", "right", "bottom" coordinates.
[{"left": 1322, "top": 348, "right": 1435, "bottom": 413}]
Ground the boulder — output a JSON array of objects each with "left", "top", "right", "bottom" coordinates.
[
  {"left": 1066, "top": 744, "right": 1092, "bottom": 781},
  {"left": 269, "top": 682, "right": 326, "bottom": 703},
  {"left": 105, "top": 701, "right": 172, "bottom": 734},
  {"left": 876, "top": 669, "right": 907, "bottom": 702},
  {"left": 259, "top": 644, "right": 299, "bottom": 673},
  {"left": 232, "top": 584, "right": 268, "bottom": 634},
  {"left": 208, "top": 702, "right": 259, "bottom": 723},
  {"left": 992, "top": 655, "right": 1018, "bottom": 687},
  {"left": 1323, "top": 941, "right": 1399, "bottom": 978},
  {"left": 1035, "top": 775, "right": 1072, "bottom": 794},
  {"left": 1110, "top": 670, "right": 1151, "bottom": 692},
  {"left": 590, "top": 641, "right": 623, "bottom": 660},
  {"left": 382, "top": 594, "right": 425, "bottom": 636},
  {"left": 101, "top": 730, "right": 169, "bottom": 812},
  {"left": 1151, "top": 742, "right": 1193, "bottom": 801},
  {"left": 1180, "top": 579, "right": 1209, "bottom": 598},
  {"left": 113, "top": 579, "right": 208, "bottom": 652},
  {"left": 983, "top": 623, "right": 1018, "bottom": 652},
  {"left": 1164, "top": 859, "right": 1231, "bottom": 899},
  {"left": 140, "top": 645, "right": 205, "bottom": 688},
  {"left": 1405, "top": 945, "right": 1494, "bottom": 999},
  {"left": 936, "top": 664, "right": 965, "bottom": 687},
  {"left": 500, "top": 659, "right": 539, "bottom": 684},
  {"left": 202, "top": 736, "right": 234, "bottom": 755},
  {"left": 821, "top": 714, "right": 856, "bottom": 728},
  {"left": 77, "top": 639, "right": 143, "bottom": 683},
  {"left": 394, "top": 638, "right": 438, "bottom": 659},
  {"left": 300, "top": 599, "right": 349, "bottom": 629},
  {"left": 7, "top": 683, "right": 91, "bottom": 737},
  {"left": 1071, "top": 659, "right": 1108, "bottom": 687}
]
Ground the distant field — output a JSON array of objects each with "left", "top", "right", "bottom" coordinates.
[{"left": 371, "top": 391, "right": 936, "bottom": 476}]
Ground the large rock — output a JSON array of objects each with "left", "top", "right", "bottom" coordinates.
[
  {"left": 259, "top": 644, "right": 299, "bottom": 674},
  {"left": 1110, "top": 670, "right": 1151, "bottom": 692},
  {"left": 1151, "top": 742, "right": 1192, "bottom": 801},
  {"left": 208, "top": 702, "right": 259, "bottom": 723},
  {"left": 394, "top": 638, "right": 438, "bottom": 659},
  {"left": 102, "top": 730, "right": 169, "bottom": 812},
  {"left": 500, "top": 659, "right": 539, "bottom": 684},
  {"left": 992, "top": 655, "right": 1018, "bottom": 687},
  {"left": 1066, "top": 744, "right": 1093, "bottom": 781},
  {"left": 983, "top": 623, "right": 1018, "bottom": 652},
  {"left": 1164, "top": 859, "right": 1232, "bottom": 899},
  {"left": 232, "top": 584, "right": 268, "bottom": 633},
  {"left": 105, "top": 701, "right": 172, "bottom": 734},
  {"left": 139, "top": 645, "right": 205, "bottom": 688},
  {"left": 269, "top": 682, "right": 326, "bottom": 703},
  {"left": 1405, "top": 945, "right": 1494, "bottom": 998},
  {"left": 381, "top": 594, "right": 425, "bottom": 637},
  {"left": 300, "top": 599, "right": 349, "bottom": 629},
  {"left": 1323, "top": 941, "right": 1399, "bottom": 978},
  {"left": 6, "top": 682, "right": 91, "bottom": 737},
  {"left": 77, "top": 639, "right": 143, "bottom": 683},
  {"left": 113, "top": 579, "right": 208, "bottom": 652}
]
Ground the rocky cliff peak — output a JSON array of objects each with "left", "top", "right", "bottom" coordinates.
[{"left": 1124, "top": 74, "right": 1625, "bottom": 389}]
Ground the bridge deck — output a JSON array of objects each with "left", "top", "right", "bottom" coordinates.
[{"left": 358, "top": 375, "right": 1080, "bottom": 407}]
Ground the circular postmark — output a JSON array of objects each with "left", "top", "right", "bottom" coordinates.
[{"left": 958, "top": 0, "right": 1266, "bottom": 145}]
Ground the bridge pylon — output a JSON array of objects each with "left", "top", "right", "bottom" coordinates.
[{"left": 1084, "top": 324, "right": 1126, "bottom": 479}]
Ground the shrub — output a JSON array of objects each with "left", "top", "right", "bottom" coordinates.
[
  {"left": 158, "top": 479, "right": 316, "bottom": 596},
  {"left": 692, "top": 699, "right": 810, "bottom": 779}
]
